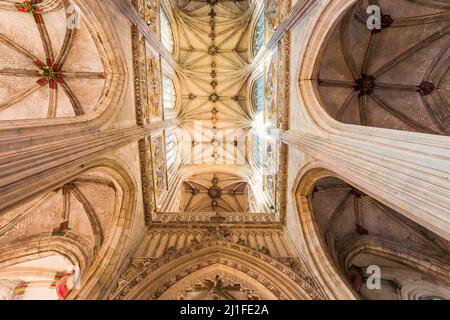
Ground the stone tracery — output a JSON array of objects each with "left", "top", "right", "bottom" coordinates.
[{"left": 0, "top": 0, "right": 448, "bottom": 302}]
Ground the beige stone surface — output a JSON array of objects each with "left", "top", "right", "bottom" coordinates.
[{"left": 0, "top": 0, "right": 448, "bottom": 301}]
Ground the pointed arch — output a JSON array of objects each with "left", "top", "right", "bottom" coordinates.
[
  {"left": 0, "top": 159, "right": 138, "bottom": 300},
  {"left": 111, "top": 239, "right": 323, "bottom": 300}
]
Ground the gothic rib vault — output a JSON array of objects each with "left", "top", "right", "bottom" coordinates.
[{"left": 0, "top": 0, "right": 449, "bottom": 300}]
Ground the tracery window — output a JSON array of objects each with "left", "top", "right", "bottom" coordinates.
[
  {"left": 162, "top": 74, "right": 176, "bottom": 110},
  {"left": 0, "top": 1, "right": 107, "bottom": 121},
  {"left": 253, "top": 14, "right": 264, "bottom": 55},
  {"left": 160, "top": 9, "right": 174, "bottom": 53}
]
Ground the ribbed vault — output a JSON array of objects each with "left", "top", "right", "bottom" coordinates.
[
  {"left": 309, "top": 176, "right": 450, "bottom": 300},
  {"left": 0, "top": 0, "right": 107, "bottom": 120}
]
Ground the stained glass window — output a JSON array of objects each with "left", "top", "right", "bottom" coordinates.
[
  {"left": 166, "top": 129, "right": 177, "bottom": 169},
  {"left": 163, "top": 74, "right": 176, "bottom": 110},
  {"left": 253, "top": 77, "right": 264, "bottom": 113},
  {"left": 253, "top": 14, "right": 264, "bottom": 55},
  {"left": 160, "top": 9, "right": 174, "bottom": 53}
]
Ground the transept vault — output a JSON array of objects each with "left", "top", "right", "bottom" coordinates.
[{"left": 0, "top": 0, "right": 449, "bottom": 301}]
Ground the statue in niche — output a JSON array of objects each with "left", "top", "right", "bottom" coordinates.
[
  {"left": 264, "top": 141, "right": 277, "bottom": 201},
  {"left": 237, "top": 237, "right": 246, "bottom": 245},
  {"left": 166, "top": 245, "right": 177, "bottom": 255},
  {"left": 190, "top": 237, "right": 200, "bottom": 245},
  {"left": 204, "top": 226, "right": 231, "bottom": 241}
]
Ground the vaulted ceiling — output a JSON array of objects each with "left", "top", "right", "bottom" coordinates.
[
  {"left": 181, "top": 172, "right": 249, "bottom": 213},
  {"left": 172, "top": 0, "right": 254, "bottom": 130},
  {"left": 0, "top": 0, "right": 106, "bottom": 120},
  {"left": 316, "top": 0, "right": 450, "bottom": 135},
  {"left": 0, "top": 171, "right": 119, "bottom": 261}
]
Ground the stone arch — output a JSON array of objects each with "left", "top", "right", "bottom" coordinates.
[
  {"left": 0, "top": 234, "right": 89, "bottom": 274},
  {"left": 293, "top": 164, "right": 357, "bottom": 299},
  {"left": 339, "top": 236, "right": 450, "bottom": 284},
  {"left": 401, "top": 280, "right": 450, "bottom": 300},
  {"left": 157, "top": 264, "right": 279, "bottom": 300},
  {"left": 250, "top": 2, "right": 265, "bottom": 58},
  {"left": 111, "top": 239, "right": 323, "bottom": 300},
  {"left": 65, "top": 159, "right": 138, "bottom": 299}
]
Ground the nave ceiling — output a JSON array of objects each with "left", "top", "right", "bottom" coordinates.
[{"left": 0, "top": 0, "right": 108, "bottom": 120}]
